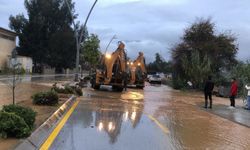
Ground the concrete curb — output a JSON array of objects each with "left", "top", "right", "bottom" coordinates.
[{"left": 15, "top": 95, "right": 77, "bottom": 150}]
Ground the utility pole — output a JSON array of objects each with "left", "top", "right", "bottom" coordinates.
[{"left": 64, "top": 0, "right": 98, "bottom": 81}]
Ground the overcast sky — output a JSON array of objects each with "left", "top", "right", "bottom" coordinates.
[{"left": 0, "top": 0, "right": 249, "bottom": 62}]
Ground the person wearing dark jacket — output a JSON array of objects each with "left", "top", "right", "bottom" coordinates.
[
  {"left": 230, "top": 78, "right": 238, "bottom": 107},
  {"left": 204, "top": 76, "right": 214, "bottom": 109},
  {"left": 123, "top": 72, "right": 128, "bottom": 91}
]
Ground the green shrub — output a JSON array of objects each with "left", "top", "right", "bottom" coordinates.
[
  {"left": 19, "top": 67, "right": 26, "bottom": 74},
  {"left": 2, "top": 105, "right": 36, "bottom": 129},
  {"left": 172, "top": 77, "right": 186, "bottom": 89},
  {"left": 64, "top": 86, "right": 74, "bottom": 94},
  {"left": 75, "top": 88, "right": 83, "bottom": 96},
  {"left": 52, "top": 85, "right": 74, "bottom": 94},
  {"left": 52, "top": 85, "right": 83, "bottom": 96},
  {"left": 51, "top": 87, "right": 62, "bottom": 93},
  {"left": 0, "top": 112, "right": 31, "bottom": 138},
  {"left": 32, "top": 91, "right": 59, "bottom": 105}
]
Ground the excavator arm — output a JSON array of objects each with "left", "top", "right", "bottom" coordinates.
[
  {"left": 133, "top": 52, "right": 146, "bottom": 73},
  {"left": 129, "top": 52, "right": 147, "bottom": 86},
  {"left": 104, "top": 42, "right": 127, "bottom": 84}
]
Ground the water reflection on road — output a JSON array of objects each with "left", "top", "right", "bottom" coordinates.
[
  {"left": 78, "top": 89, "right": 145, "bottom": 145},
  {"left": 50, "top": 87, "right": 173, "bottom": 150}
]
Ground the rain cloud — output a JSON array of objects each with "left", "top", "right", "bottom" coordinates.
[{"left": 0, "top": 0, "right": 249, "bottom": 62}]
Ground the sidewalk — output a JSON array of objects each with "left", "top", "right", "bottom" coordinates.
[
  {"left": 178, "top": 90, "right": 250, "bottom": 128},
  {"left": 205, "top": 104, "right": 250, "bottom": 128}
]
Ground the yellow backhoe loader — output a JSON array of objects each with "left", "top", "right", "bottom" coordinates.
[
  {"left": 127, "top": 52, "right": 147, "bottom": 89},
  {"left": 91, "top": 41, "right": 127, "bottom": 92}
]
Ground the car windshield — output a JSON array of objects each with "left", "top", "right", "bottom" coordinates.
[{"left": 153, "top": 75, "right": 160, "bottom": 78}]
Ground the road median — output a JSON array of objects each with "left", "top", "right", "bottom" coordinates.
[{"left": 15, "top": 95, "right": 77, "bottom": 150}]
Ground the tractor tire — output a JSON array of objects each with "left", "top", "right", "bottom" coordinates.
[
  {"left": 93, "top": 84, "right": 100, "bottom": 90},
  {"left": 91, "top": 77, "right": 100, "bottom": 90},
  {"left": 136, "top": 85, "right": 144, "bottom": 89},
  {"left": 112, "top": 85, "right": 124, "bottom": 92}
]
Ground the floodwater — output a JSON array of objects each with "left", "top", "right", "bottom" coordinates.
[
  {"left": 49, "top": 85, "right": 250, "bottom": 150},
  {"left": 0, "top": 74, "right": 74, "bottom": 106}
]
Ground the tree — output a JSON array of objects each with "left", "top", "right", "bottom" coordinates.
[
  {"left": 48, "top": 27, "right": 76, "bottom": 73},
  {"left": 171, "top": 18, "right": 238, "bottom": 89},
  {"left": 0, "top": 49, "right": 24, "bottom": 104},
  {"left": 80, "top": 34, "right": 101, "bottom": 70},
  {"left": 181, "top": 50, "right": 211, "bottom": 88},
  {"left": 147, "top": 53, "right": 172, "bottom": 73},
  {"left": 9, "top": 63, "right": 23, "bottom": 105},
  {"left": 9, "top": 0, "right": 76, "bottom": 73},
  {"left": 155, "top": 53, "right": 164, "bottom": 65}
]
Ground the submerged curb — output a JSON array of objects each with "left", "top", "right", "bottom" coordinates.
[{"left": 15, "top": 95, "right": 77, "bottom": 150}]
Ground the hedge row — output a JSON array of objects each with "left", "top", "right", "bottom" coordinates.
[
  {"left": 51, "top": 86, "right": 74, "bottom": 94},
  {"left": 51, "top": 85, "right": 83, "bottom": 96}
]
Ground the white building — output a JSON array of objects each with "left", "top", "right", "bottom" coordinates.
[
  {"left": 9, "top": 56, "right": 33, "bottom": 73},
  {"left": 0, "top": 27, "right": 17, "bottom": 72}
]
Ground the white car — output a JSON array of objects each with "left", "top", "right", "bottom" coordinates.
[
  {"left": 148, "top": 74, "right": 162, "bottom": 84},
  {"left": 146, "top": 75, "right": 152, "bottom": 81}
]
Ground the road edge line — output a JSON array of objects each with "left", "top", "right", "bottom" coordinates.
[
  {"left": 147, "top": 115, "right": 170, "bottom": 134},
  {"left": 39, "top": 99, "right": 80, "bottom": 150}
]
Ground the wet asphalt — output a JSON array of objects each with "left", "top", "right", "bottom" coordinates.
[{"left": 48, "top": 84, "right": 250, "bottom": 150}]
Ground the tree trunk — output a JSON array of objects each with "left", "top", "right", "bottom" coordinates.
[{"left": 12, "top": 86, "right": 15, "bottom": 105}]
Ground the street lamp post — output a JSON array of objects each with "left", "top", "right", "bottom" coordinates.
[
  {"left": 104, "top": 35, "right": 117, "bottom": 55},
  {"left": 64, "top": 0, "right": 98, "bottom": 81}
]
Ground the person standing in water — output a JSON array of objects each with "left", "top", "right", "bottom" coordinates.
[
  {"left": 245, "top": 84, "right": 250, "bottom": 110},
  {"left": 204, "top": 76, "right": 214, "bottom": 109},
  {"left": 229, "top": 78, "right": 238, "bottom": 108}
]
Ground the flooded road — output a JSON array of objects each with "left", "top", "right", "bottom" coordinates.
[{"left": 48, "top": 85, "right": 250, "bottom": 150}]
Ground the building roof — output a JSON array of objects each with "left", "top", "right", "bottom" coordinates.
[
  {"left": 16, "top": 55, "right": 32, "bottom": 59},
  {"left": 0, "top": 27, "right": 17, "bottom": 36}
]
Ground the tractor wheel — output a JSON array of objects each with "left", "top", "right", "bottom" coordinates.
[
  {"left": 91, "top": 77, "right": 100, "bottom": 90},
  {"left": 136, "top": 85, "right": 144, "bottom": 89},
  {"left": 93, "top": 84, "right": 100, "bottom": 90},
  {"left": 112, "top": 85, "right": 124, "bottom": 92}
]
